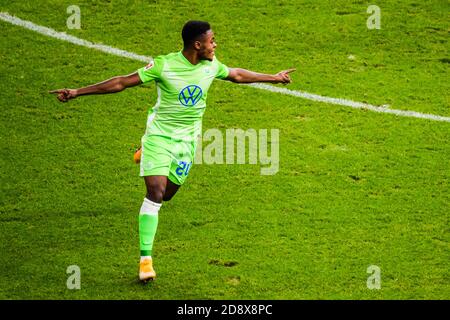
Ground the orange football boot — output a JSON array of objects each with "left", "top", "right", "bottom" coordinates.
[
  {"left": 139, "top": 257, "right": 156, "bottom": 281},
  {"left": 134, "top": 147, "right": 142, "bottom": 164}
]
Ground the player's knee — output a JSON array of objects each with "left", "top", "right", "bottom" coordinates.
[
  {"left": 146, "top": 191, "right": 163, "bottom": 203},
  {"left": 146, "top": 184, "right": 165, "bottom": 203}
]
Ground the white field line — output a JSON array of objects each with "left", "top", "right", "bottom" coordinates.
[
  {"left": 0, "top": 12, "right": 150, "bottom": 63},
  {"left": 248, "top": 83, "right": 450, "bottom": 122},
  {"left": 1, "top": 12, "right": 449, "bottom": 123}
]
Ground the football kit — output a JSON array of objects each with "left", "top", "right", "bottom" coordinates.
[{"left": 137, "top": 51, "right": 229, "bottom": 185}]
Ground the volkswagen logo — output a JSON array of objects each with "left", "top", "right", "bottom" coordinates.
[{"left": 178, "top": 85, "right": 203, "bottom": 107}]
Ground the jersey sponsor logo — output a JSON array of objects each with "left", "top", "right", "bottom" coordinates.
[
  {"left": 178, "top": 85, "right": 203, "bottom": 107},
  {"left": 144, "top": 61, "right": 154, "bottom": 70}
]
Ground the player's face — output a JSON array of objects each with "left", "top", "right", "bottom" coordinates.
[{"left": 198, "top": 30, "right": 216, "bottom": 61}]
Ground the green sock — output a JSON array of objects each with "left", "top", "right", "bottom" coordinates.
[{"left": 139, "top": 198, "right": 162, "bottom": 257}]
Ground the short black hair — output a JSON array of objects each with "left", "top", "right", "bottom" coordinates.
[{"left": 182, "top": 20, "right": 211, "bottom": 48}]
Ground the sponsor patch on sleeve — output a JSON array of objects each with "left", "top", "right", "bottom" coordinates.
[{"left": 144, "top": 60, "right": 154, "bottom": 70}]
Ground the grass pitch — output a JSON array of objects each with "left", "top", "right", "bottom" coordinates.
[{"left": 0, "top": 0, "right": 449, "bottom": 299}]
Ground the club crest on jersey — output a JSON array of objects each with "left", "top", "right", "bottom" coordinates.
[
  {"left": 144, "top": 61, "right": 154, "bottom": 70},
  {"left": 178, "top": 85, "right": 203, "bottom": 107}
]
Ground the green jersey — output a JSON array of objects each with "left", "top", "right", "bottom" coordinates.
[{"left": 137, "top": 51, "right": 229, "bottom": 142}]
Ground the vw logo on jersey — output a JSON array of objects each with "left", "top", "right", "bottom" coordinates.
[{"left": 178, "top": 85, "right": 203, "bottom": 107}]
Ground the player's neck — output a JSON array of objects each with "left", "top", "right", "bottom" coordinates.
[{"left": 181, "top": 49, "right": 201, "bottom": 65}]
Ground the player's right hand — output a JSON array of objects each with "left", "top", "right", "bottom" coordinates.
[
  {"left": 274, "top": 68, "right": 296, "bottom": 84},
  {"left": 49, "top": 89, "right": 77, "bottom": 102}
]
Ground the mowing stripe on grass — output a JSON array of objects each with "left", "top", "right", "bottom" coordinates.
[{"left": 1, "top": 11, "right": 449, "bottom": 123}]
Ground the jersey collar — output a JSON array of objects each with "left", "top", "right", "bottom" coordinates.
[{"left": 179, "top": 51, "right": 207, "bottom": 67}]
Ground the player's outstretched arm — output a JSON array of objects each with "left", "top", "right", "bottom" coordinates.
[
  {"left": 49, "top": 72, "right": 142, "bottom": 102},
  {"left": 225, "top": 68, "right": 295, "bottom": 84}
]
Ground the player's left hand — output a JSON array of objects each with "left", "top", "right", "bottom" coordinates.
[{"left": 273, "top": 68, "right": 296, "bottom": 84}]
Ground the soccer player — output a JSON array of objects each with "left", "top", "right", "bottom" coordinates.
[{"left": 50, "top": 21, "right": 295, "bottom": 282}]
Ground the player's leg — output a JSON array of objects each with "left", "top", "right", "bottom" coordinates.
[
  {"left": 137, "top": 134, "right": 171, "bottom": 281},
  {"left": 144, "top": 175, "right": 167, "bottom": 203},
  {"left": 138, "top": 175, "right": 167, "bottom": 281},
  {"left": 138, "top": 135, "right": 171, "bottom": 256},
  {"left": 137, "top": 136, "right": 193, "bottom": 281},
  {"left": 139, "top": 175, "right": 181, "bottom": 281}
]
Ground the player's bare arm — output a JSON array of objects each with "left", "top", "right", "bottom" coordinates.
[
  {"left": 225, "top": 68, "right": 296, "bottom": 84},
  {"left": 49, "top": 72, "right": 142, "bottom": 102}
]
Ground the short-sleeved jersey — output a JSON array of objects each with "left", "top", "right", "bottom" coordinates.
[{"left": 137, "top": 51, "right": 229, "bottom": 142}]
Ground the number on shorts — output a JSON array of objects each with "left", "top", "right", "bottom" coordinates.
[{"left": 176, "top": 161, "right": 192, "bottom": 176}]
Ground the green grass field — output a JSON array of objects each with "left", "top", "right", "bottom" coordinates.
[{"left": 0, "top": 0, "right": 449, "bottom": 299}]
